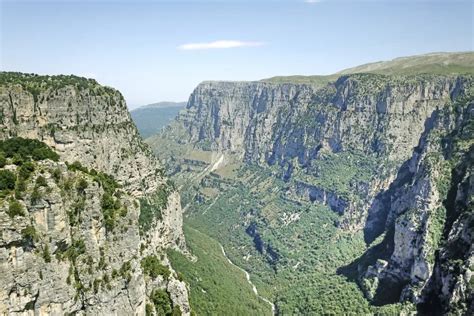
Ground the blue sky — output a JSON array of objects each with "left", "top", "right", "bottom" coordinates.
[{"left": 1, "top": 0, "right": 473, "bottom": 108}]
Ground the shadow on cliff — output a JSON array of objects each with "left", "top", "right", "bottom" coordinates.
[{"left": 337, "top": 108, "right": 444, "bottom": 306}]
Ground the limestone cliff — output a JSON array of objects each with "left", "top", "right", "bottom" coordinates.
[
  {"left": 168, "top": 74, "right": 468, "bottom": 164},
  {"left": 355, "top": 93, "right": 473, "bottom": 315},
  {"left": 154, "top": 70, "right": 473, "bottom": 313},
  {"left": 0, "top": 73, "right": 189, "bottom": 315}
]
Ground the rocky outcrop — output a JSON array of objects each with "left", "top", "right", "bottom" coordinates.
[
  {"left": 0, "top": 73, "right": 189, "bottom": 315},
  {"left": 353, "top": 94, "right": 473, "bottom": 314},
  {"left": 291, "top": 180, "right": 350, "bottom": 215}
]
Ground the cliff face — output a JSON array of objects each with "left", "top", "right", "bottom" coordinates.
[
  {"left": 357, "top": 96, "right": 473, "bottom": 314},
  {"left": 1, "top": 78, "right": 159, "bottom": 197},
  {"left": 156, "top": 72, "right": 473, "bottom": 313},
  {"left": 173, "top": 75, "right": 467, "bottom": 165},
  {"left": 0, "top": 73, "right": 189, "bottom": 315},
  {"left": 161, "top": 74, "right": 471, "bottom": 227}
]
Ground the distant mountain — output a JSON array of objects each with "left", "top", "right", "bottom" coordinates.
[
  {"left": 263, "top": 51, "right": 474, "bottom": 86},
  {"left": 130, "top": 101, "right": 187, "bottom": 138}
]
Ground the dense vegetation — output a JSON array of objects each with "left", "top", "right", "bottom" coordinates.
[
  {"left": 66, "top": 160, "right": 125, "bottom": 232},
  {"left": 141, "top": 255, "right": 171, "bottom": 279},
  {"left": 156, "top": 145, "right": 408, "bottom": 314},
  {"left": 168, "top": 225, "right": 272, "bottom": 315},
  {"left": 148, "top": 289, "right": 182, "bottom": 316},
  {"left": 0, "top": 72, "right": 117, "bottom": 101},
  {"left": 0, "top": 138, "right": 59, "bottom": 198},
  {"left": 0, "top": 137, "right": 59, "bottom": 163}
]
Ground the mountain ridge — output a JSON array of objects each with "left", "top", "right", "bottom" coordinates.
[{"left": 147, "top": 52, "right": 474, "bottom": 314}]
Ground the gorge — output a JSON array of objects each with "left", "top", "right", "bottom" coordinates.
[{"left": 146, "top": 52, "right": 474, "bottom": 315}]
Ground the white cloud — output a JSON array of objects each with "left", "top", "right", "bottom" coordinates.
[
  {"left": 178, "top": 40, "right": 265, "bottom": 50},
  {"left": 305, "top": 0, "right": 322, "bottom": 3}
]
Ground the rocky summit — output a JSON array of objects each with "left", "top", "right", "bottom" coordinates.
[
  {"left": 0, "top": 73, "right": 190, "bottom": 315},
  {"left": 147, "top": 52, "right": 474, "bottom": 315}
]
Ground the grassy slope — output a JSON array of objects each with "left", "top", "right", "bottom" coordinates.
[
  {"left": 262, "top": 51, "right": 474, "bottom": 85},
  {"left": 338, "top": 51, "right": 474, "bottom": 75}
]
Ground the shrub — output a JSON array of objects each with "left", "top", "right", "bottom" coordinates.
[
  {"left": 18, "top": 161, "right": 35, "bottom": 180},
  {"left": 12, "top": 154, "right": 24, "bottom": 166},
  {"left": 0, "top": 169, "right": 16, "bottom": 191},
  {"left": 112, "top": 269, "right": 118, "bottom": 278},
  {"left": 63, "top": 239, "right": 86, "bottom": 263},
  {"left": 0, "top": 137, "right": 59, "bottom": 162},
  {"left": 67, "top": 161, "right": 88, "bottom": 173},
  {"left": 76, "top": 178, "right": 88, "bottom": 194},
  {"left": 172, "top": 306, "right": 182, "bottom": 316},
  {"left": 43, "top": 244, "right": 51, "bottom": 263},
  {"left": 7, "top": 199, "right": 24, "bottom": 218},
  {"left": 141, "top": 255, "right": 171, "bottom": 279},
  {"left": 139, "top": 185, "right": 172, "bottom": 233},
  {"left": 21, "top": 225, "right": 38, "bottom": 243},
  {"left": 120, "top": 261, "right": 132, "bottom": 282},
  {"left": 52, "top": 168, "right": 61, "bottom": 183},
  {"left": 0, "top": 152, "right": 6, "bottom": 168},
  {"left": 101, "top": 193, "right": 120, "bottom": 231},
  {"left": 93, "top": 278, "right": 101, "bottom": 293},
  {"left": 145, "top": 304, "right": 154, "bottom": 316},
  {"left": 35, "top": 175, "right": 47, "bottom": 187},
  {"left": 150, "top": 289, "right": 173, "bottom": 316},
  {"left": 31, "top": 187, "right": 42, "bottom": 204}
]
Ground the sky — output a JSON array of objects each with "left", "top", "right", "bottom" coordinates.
[{"left": 1, "top": 0, "right": 473, "bottom": 109}]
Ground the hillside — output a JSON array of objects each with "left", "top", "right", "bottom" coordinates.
[
  {"left": 263, "top": 51, "right": 474, "bottom": 85},
  {"left": 0, "top": 73, "right": 190, "bottom": 315},
  {"left": 131, "top": 101, "right": 187, "bottom": 138},
  {"left": 148, "top": 53, "right": 474, "bottom": 315}
]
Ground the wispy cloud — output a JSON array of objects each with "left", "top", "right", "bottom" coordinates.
[
  {"left": 178, "top": 40, "right": 265, "bottom": 51},
  {"left": 305, "top": 0, "right": 322, "bottom": 3}
]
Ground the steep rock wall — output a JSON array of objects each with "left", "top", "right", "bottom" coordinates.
[{"left": 0, "top": 74, "right": 189, "bottom": 315}]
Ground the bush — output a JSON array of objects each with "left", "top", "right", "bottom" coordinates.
[
  {"left": 0, "top": 169, "right": 16, "bottom": 191},
  {"left": 52, "top": 168, "right": 62, "bottom": 183},
  {"left": 141, "top": 255, "right": 171, "bottom": 279},
  {"left": 101, "top": 192, "right": 122, "bottom": 231},
  {"left": 21, "top": 225, "right": 38, "bottom": 243},
  {"left": 172, "top": 306, "right": 182, "bottom": 316},
  {"left": 76, "top": 178, "right": 88, "bottom": 194},
  {"left": 150, "top": 289, "right": 173, "bottom": 316},
  {"left": 63, "top": 239, "right": 86, "bottom": 263},
  {"left": 43, "top": 244, "right": 51, "bottom": 263},
  {"left": 7, "top": 199, "right": 24, "bottom": 218},
  {"left": 145, "top": 304, "right": 154, "bottom": 316},
  {"left": 35, "top": 175, "right": 47, "bottom": 187},
  {"left": 67, "top": 161, "right": 88, "bottom": 173},
  {"left": 12, "top": 154, "right": 24, "bottom": 166},
  {"left": 0, "top": 137, "right": 59, "bottom": 162},
  {"left": 0, "top": 152, "right": 6, "bottom": 168},
  {"left": 31, "top": 187, "right": 42, "bottom": 204},
  {"left": 18, "top": 161, "right": 35, "bottom": 180}
]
